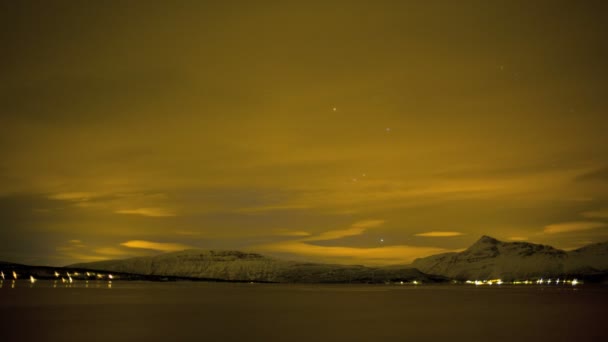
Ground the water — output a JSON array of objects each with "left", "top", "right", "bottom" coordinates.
[{"left": 1, "top": 280, "right": 606, "bottom": 341}]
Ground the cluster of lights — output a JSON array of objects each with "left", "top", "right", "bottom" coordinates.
[
  {"left": 397, "top": 280, "right": 421, "bottom": 285},
  {"left": 53, "top": 271, "right": 115, "bottom": 281},
  {"left": 0, "top": 270, "right": 116, "bottom": 289},
  {"left": 465, "top": 278, "right": 580, "bottom": 286},
  {"left": 465, "top": 279, "right": 503, "bottom": 286},
  {"left": 0, "top": 269, "right": 585, "bottom": 289}
]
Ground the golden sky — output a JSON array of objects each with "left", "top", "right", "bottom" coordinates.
[{"left": 1, "top": 1, "right": 607, "bottom": 266}]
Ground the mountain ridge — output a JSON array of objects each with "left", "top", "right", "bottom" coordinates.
[
  {"left": 412, "top": 236, "right": 608, "bottom": 280},
  {"left": 68, "top": 249, "right": 444, "bottom": 283},
  {"left": 4, "top": 236, "right": 606, "bottom": 283}
]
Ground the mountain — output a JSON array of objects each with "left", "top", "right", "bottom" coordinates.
[
  {"left": 69, "top": 249, "right": 446, "bottom": 283},
  {"left": 412, "top": 236, "right": 608, "bottom": 281},
  {"left": 567, "top": 242, "right": 608, "bottom": 272}
]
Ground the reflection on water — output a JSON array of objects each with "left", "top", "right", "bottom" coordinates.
[
  {"left": 1, "top": 279, "right": 118, "bottom": 289},
  {"left": 0, "top": 277, "right": 591, "bottom": 291},
  {"left": 0, "top": 281, "right": 606, "bottom": 342}
]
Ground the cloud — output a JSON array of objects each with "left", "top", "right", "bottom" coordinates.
[
  {"left": 121, "top": 240, "right": 191, "bottom": 252},
  {"left": 543, "top": 221, "right": 606, "bottom": 234},
  {"left": 302, "top": 220, "right": 384, "bottom": 242},
  {"left": 175, "top": 230, "right": 204, "bottom": 236},
  {"left": 115, "top": 208, "right": 175, "bottom": 217},
  {"left": 57, "top": 241, "right": 162, "bottom": 264},
  {"left": 582, "top": 209, "right": 608, "bottom": 219},
  {"left": 414, "top": 231, "right": 463, "bottom": 237},
  {"left": 352, "top": 220, "right": 385, "bottom": 228},
  {"left": 256, "top": 240, "right": 449, "bottom": 265},
  {"left": 68, "top": 239, "right": 82, "bottom": 244},
  {"left": 237, "top": 204, "right": 311, "bottom": 213},
  {"left": 49, "top": 192, "right": 96, "bottom": 201},
  {"left": 93, "top": 247, "right": 128, "bottom": 256},
  {"left": 575, "top": 167, "right": 608, "bottom": 182},
  {"left": 274, "top": 230, "right": 312, "bottom": 237},
  {"left": 255, "top": 219, "right": 451, "bottom": 264},
  {"left": 508, "top": 236, "right": 528, "bottom": 241}
]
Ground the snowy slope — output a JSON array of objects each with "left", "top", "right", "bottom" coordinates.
[
  {"left": 70, "top": 249, "right": 441, "bottom": 283},
  {"left": 412, "top": 236, "right": 608, "bottom": 280},
  {"left": 566, "top": 242, "right": 608, "bottom": 273},
  {"left": 71, "top": 250, "right": 293, "bottom": 282}
]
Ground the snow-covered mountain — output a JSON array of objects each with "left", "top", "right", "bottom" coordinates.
[
  {"left": 566, "top": 242, "right": 608, "bottom": 273},
  {"left": 67, "top": 237, "right": 608, "bottom": 283},
  {"left": 412, "top": 236, "right": 608, "bottom": 281},
  {"left": 69, "top": 249, "right": 443, "bottom": 283}
]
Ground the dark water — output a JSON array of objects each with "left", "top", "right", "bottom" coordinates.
[{"left": 1, "top": 280, "right": 606, "bottom": 342}]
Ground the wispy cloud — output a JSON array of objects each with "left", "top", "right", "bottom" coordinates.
[
  {"left": 256, "top": 241, "right": 448, "bottom": 265},
  {"left": 414, "top": 231, "right": 463, "bottom": 237},
  {"left": 93, "top": 247, "right": 128, "bottom": 256},
  {"left": 254, "top": 219, "right": 450, "bottom": 264},
  {"left": 274, "top": 230, "right": 312, "bottom": 237},
  {"left": 49, "top": 192, "right": 96, "bottom": 201},
  {"left": 575, "top": 166, "right": 608, "bottom": 182},
  {"left": 543, "top": 221, "right": 606, "bottom": 234},
  {"left": 175, "top": 230, "right": 203, "bottom": 236},
  {"left": 56, "top": 240, "right": 158, "bottom": 264},
  {"left": 302, "top": 220, "right": 384, "bottom": 242},
  {"left": 508, "top": 236, "right": 528, "bottom": 241},
  {"left": 237, "top": 204, "right": 311, "bottom": 213},
  {"left": 121, "top": 240, "right": 191, "bottom": 252},
  {"left": 115, "top": 208, "right": 175, "bottom": 217},
  {"left": 582, "top": 209, "right": 608, "bottom": 219}
]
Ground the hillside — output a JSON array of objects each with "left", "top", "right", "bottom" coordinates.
[
  {"left": 70, "top": 249, "right": 443, "bottom": 283},
  {"left": 412, "top": 236, "right": 608, "bottom": 281}
]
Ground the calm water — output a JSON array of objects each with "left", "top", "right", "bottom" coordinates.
[{"left": 1, "top": 280, "right": 606, "bottom": 341}]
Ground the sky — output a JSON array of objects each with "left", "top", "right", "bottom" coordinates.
[{"left": 1, "top": 1, "right": 607, "bottom": 266}]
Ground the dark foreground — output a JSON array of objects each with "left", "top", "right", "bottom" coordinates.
[{"left": 1, "top": 281, "right": 606, "bottom": 342}]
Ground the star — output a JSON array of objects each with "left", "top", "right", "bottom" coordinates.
[
  {"left": 332, "top": 107, "right": 337, "bottom": 112},
  {"left": 380, "top": 238, "right": 384, "bottom": 243},
  {"left": 385, "top": 128, "right": 391, "bottom": 132}
]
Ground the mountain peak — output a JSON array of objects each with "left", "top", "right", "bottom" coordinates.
[
  {"left": 470, "top": 235, "right": 500, "bottom": 247},
  {"left": 463, "top": 235, "right": 501, "bottom": 254}
]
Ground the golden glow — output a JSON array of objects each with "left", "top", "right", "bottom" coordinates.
[
  {"left": 414, "top": 232, "right": 464, "bottom": 237},
  {"left": 115, "top": 208, "right": 176, "bottom": 217},
  {"left": 256, "top": 220, "right": 451, "bottom": 264},
  {"left": 543, "top": 222, "right": 606, "bottom": 234},
  {"left": 582, "top": 209, "right": 608, "bottom": 219},
  {"left": 301, "top": 220, "right": 385, "bottom": 242},
  {"left": 1, "top": 2, "right": 607, "bottom": 266},
  {"left": 120, "top": 240, "right": 193, "bottom": 252}
]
